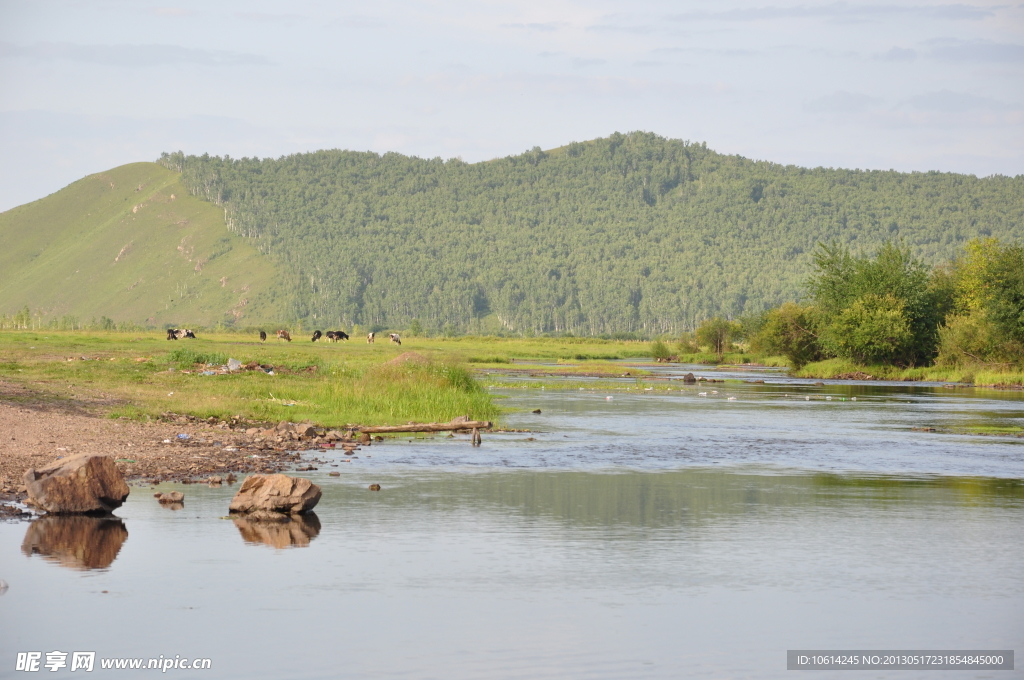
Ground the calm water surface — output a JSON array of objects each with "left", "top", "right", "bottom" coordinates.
[{"left": 1, "top": 372, "right": 1022, "bottom": 679}]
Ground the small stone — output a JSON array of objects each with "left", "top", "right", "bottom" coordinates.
[
  {"left": 328, "top": 471, "right": 340, "bottom": 477},
  {"left": 156, "top": 491, "right": 184, "bottom": 504},
  {"left": 532, "top": 409, "right": 542, "bottom": 414},
  {"left": 368, "top": 484, "right": 381, "bottom": 491}
]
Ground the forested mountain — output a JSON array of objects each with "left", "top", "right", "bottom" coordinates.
[{"left": 160, "top": 132, "right": 1024, "bottom": 335}]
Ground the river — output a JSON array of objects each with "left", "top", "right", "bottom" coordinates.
[{"left": 1, "top": 368, "right": 1022, "bottom": 679}]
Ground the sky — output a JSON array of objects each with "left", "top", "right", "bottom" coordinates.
[{"left": 0, "top": 0, "right": 1022, "bottom": 211}]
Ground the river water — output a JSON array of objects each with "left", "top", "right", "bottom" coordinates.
[{"left": 1, "top": 368, "right": 1022, "bottom": 679}]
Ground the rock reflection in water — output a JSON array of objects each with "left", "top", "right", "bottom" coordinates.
[
  {"left": 233, "top": 513, "right": 321, "bottom": 549},
  {"left": 21, "top": 516, "right": 128, "bottom": 570}
]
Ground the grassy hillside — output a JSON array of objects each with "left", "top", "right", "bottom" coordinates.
[
  {"left": 162, "top": 132, "right": 1024, "bottom": 335},
  {"left": 0, "top": 163, "right": 285, "bottom": 327}
]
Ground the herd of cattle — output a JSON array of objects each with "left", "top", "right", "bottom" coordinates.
[{"left": 167, "top": 328, "right": 400, "bottom": 344}]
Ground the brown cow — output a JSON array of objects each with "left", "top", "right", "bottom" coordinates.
[{"left": 277, "top": 330, "right": 292, "bottom": 342}]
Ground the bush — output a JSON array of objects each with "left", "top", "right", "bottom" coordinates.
[
  {"left": 650, "top": 340, "right": 672, "bottom": 360},
  {"left": 820, "top": 294, "right": 912, "bottom": 364},
  {"left": 696, "top": 317, "right": 741, "bottom": 360},
  {"left": 676, "top": 331, "right": 698, "bottom": 354},
  {"left": 751, "top": 302, "right": 821, "bottom": 369}
]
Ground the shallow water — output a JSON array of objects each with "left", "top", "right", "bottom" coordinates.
[{"left": 2, "top": 373, "right": 1023, "bottom": 679}]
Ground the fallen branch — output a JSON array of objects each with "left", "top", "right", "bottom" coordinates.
[{"left": 354, "top": 419, "right": 492, "bottom": 434}]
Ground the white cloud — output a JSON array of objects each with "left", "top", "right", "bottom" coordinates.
[
  {"left": 667, "top": 3, "right": 997, "bottom": 23},
  {"left": 805, "top": 91, "right": 883, "bottom": 113},
  {"left": 905, "top": 89, "right": 1009, "bottom": 112},
  {"left": 927, "top": 38, "right": 1024, "bottom": 62}
]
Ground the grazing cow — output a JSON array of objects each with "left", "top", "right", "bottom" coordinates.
[
  {"left": 259, "top": 330, "right": 267, "bottom": 342},
  {"left": 167, "top": 328, "right": 178, "bottom": 340},
  {"left": 337, "top": 331, "right": 349, "bottom": 341},
  {"left": 366, "top": 332, "right": 375, "bottom": 343},
  {"left": 168, "top": 328, "right": 196, "bottom": 339},
  {"left": 389, "top": 333, "right": 401, "bottom": 345},
  {"left": 181, "top": 329, "right": 197, "bottom": 339},
  {"left": 311, "top": 330, "right": 322, "bottom": 342},
  {"left": 277, "top": 330, "right": 292, "bottom": 342}
]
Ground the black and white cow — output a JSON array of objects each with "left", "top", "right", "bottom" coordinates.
[
  {"left": 166, "top": 328, "right": 196, "bottom": 340},
  {"left": 326, "top": 331, "right": 349, "bottom": 342},
  {"left": 366, "top": 332, "right": 375, "bottom": 343},
  {"left": 311, "top": 330, "right": 322, "bottom": 342},
  {"left": 389, "top": 333, "right": 401, "bottom": 345}
]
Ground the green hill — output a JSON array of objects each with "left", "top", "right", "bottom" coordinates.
[
  {"left": 162, "top": 132, "right": 1024, "bottom": 335},
  {"left": 0, "top": 163, "right": 285, "bottom": 328}
]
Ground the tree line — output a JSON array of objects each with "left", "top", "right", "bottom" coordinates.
[{"left": 688, "top": 238, "right": 1024, "bottom": 369}]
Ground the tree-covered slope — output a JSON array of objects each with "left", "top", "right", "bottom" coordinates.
[
  {"left": 162, "top": 132, "right": 1024, "bottom": 335},
  {"left": 0, "top": 163, "right": 285, "bottom": 327}
]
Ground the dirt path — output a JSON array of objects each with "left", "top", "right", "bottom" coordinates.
[{"left": 0, "top": 379, "right": 333, "bottom": 504}]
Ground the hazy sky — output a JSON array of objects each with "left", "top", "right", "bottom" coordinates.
[{"left": 1, "top": 0, "right": 1022, "bottom": 211}]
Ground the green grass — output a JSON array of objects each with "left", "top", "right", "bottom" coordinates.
[
  {"left": 0, "top": 162, "right": 285, "bottom": 327},
  {"left": 166, "top": 347, "right": 230, "bottom": 368},
  {"left": 795, "top": 358, "right": 1024, "bottom": 386},
  {"left": 0, "top": 330, "right": 720, "bottom": 426},
  {"left": 0, "top": 330, "right": 502, "bottom": 427}
]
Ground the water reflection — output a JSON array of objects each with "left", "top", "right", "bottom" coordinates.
[
  {"left": 233, "top": 513, "right": 321, "bottom": 549},
  {"left": 317, "top": 469, "right": 1024, "bottom": 532},
  {"left": 21, "top": 516, "right": 128, "bottom": 570}
]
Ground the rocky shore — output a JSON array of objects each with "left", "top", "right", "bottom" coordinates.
[{"left": 0, "top": 396, "right": 346, "bottom": 508}]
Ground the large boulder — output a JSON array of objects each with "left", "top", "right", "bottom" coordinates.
[
  {"left": 228, "top": 474, "right": 321, "bottom": 515},
  {"left": 23, "top": 454, "right": 130, "bottom": 515}
]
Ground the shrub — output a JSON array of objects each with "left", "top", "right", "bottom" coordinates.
[{"left": 650, "top": 340, "right": 672, "bottom": 360}]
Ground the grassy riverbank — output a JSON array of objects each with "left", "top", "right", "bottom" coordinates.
[
  {"left": 0, "top": 331, "right": 507, "bottom": 427},
  {"left": 0, "top": 331, "right": 661, "bottom": 427},
  {"left": 793, "top": 358, "right": 1024, "bottom": 387}
]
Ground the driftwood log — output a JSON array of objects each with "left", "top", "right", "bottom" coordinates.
[{"left": 353, "top": 419, "right": 492, "bottom": 434}]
